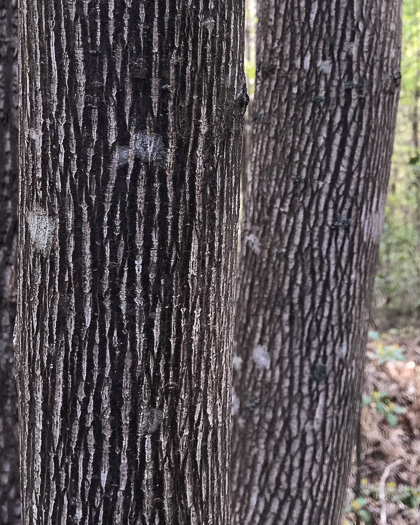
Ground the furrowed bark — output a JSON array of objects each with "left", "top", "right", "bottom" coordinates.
[
  {"left": 16, "top": 1, "right": 244, "bottom": 523},
  {"left": 232, "top": 2, "right": 402, "bottom": 524},
  {"left": 0, "top": 0, "right": 20, "bottom": 522}
]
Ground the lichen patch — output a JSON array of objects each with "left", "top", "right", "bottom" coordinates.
[
  {"left": 252, "top": 345, "right": 271, "bottom": 370},
  {"left": 27, "top": 209, "right": 55, "bottom": 252},
  {"left": 134, "top": 131, "right": 166, "bottom": 164}
]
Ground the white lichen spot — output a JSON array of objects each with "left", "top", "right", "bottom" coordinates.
[
  {"left": 118, "top": 145, "right": 132, "bottom": 167},
  {"left": 231, "top": 389, "right": 239, "bottom": 416},
  {"left": 245, "top": 233, "right": 261, "bottom": 255},
  {"left": 318, "top": 60, "right": 332, "bottom": 75},
  {"left": 75, "top": 507, "right": 83, "bottom": 521},
  {"left": 27, "top": 208, "right": 55, "bottom": 252},
  {"left": 340, "top": 342, "right": 348, "bottom": 357},
  {"left": 141, "top": 408, "right": 163, "bottom": 435},
  {"left": 203, "top": 17, "right": 215, "bottom": 37},
  {"left": 134, "top": 131, "right": 166, "bottom": 164},
  {"left": 390, "top": 22, "right": 396, "bottom": 32},
  {"left": 303, "top": 53, "right": 311, "bottom": 71},
  {"left": 233, "top": 354, "right": 243, "bottom": 370},
  {"left": 292, "top": 86, "right": 298, "bottom": 94},
  {"left": 252, "top": 345, "right": 271, "bottom": 370},
  {"left": 29, "top": 128, "right": 41, "bottom": 147},
  {"left": 347, "top": 43, "right": 355, "bottom": 56}
]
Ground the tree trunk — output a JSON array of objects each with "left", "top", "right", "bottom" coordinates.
[
  {"left": 0, "top": 0, "right": 20, "bottom": 522},
  {"left": 412, "top": 51, "right": 420, "bottom": 230},
  {"left": 16, "top": 1, "right": 244, "bottom": 523},
  {"left": 232, "top": 2, "right": 402, "bottom": 524}
]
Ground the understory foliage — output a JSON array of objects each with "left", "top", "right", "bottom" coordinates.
[
  {"left": 373, "top": 0, "right": 420, "bottom": 328},
  {"left": 343, "top": 331, "right": 420, "bottom": 524}
]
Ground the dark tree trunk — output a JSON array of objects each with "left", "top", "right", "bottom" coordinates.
[
  {"left": 16, "top": 1, "right": 244, "bottom": 523},
  {"left": 232, "top": 2, "right": 402, "bottom": 524},
  {"left": 0, "top": 0, "right": 20, "bottom": 522}
]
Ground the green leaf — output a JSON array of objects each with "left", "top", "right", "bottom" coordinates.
[
  {"left": 392, "top": 405, "right": 407, "bottom": 414},
  {"left": 357, "top": 509, "right": 372, "bottom": 524},
  {"left": 376, "top": 402, "right": 387, "bottom": 416},
  {"left": 386, "top": 413, "right": 399, "bottom": 427},
  {"left": 362, "top": 396, "right": 372, "bottom": 407},
  {"left": 354, "top": 498, "right": 369, "bottom": 507}
]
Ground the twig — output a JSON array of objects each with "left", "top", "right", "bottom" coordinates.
[{"left": 379, "top": 460, "right": 402, "bottom": 525}]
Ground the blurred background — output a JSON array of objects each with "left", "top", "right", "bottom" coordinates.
[{"left": 373, "top": 0, "right": 420, "bottom": 331}]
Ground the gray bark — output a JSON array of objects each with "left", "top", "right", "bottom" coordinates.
[
  {"left": 16, "top": 1, "right": 244, "bottom": 523},
  {"left": 232, "top": 2, "right": 402, "bottom": 524},
  {"left": 0, "top": 0, "right": 20, "bottom": 522}
]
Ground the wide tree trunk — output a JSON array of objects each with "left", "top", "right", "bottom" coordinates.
[
  {"left": 0, "top": 1, "right": 20, "bottom": 522},
  {"left": 232, "top": 2, "right": 402, "bottom": 524},
  {"left": 16, "top": 1, "right": 244, "bottom": 523}
]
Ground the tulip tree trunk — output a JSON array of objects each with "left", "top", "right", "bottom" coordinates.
[
  {"left": 16, "top": 1, "right": 244, "bottom": 523},
  {"left": 231, "top": 2, "right": 402, "bottom": 524},
  {"left": 0, "top": 0, "right": 20, "bottom": 522}
]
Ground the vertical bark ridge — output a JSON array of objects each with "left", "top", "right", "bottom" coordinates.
[
  {"left": 17, "top": 1, "right": 244, "bottom": 523},
  {"left": 232, "top": 2, "right": 402, "bottom": 524},
  {"left": 0, "top": 0, "right": 20, "bottom": 522}
]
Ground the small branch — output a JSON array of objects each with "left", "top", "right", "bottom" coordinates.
[{"left": 379, "top": 460, "right": 402, "bottom": 525}]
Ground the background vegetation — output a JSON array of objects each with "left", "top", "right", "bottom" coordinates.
[{"left": 373, "top": 0, "right": 420, "bottom": 330}]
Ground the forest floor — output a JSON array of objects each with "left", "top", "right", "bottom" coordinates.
[{"left": 344, "top": 329, "right": 420, "bottom": 525}]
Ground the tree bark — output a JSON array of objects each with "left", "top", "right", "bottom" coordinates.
[
  {"left": 16, "top": 1, "right": 244, "bottom": 523},
  {"left": 0, "top": 0, "right": 20, "bottom": 522},
  {"left": 232, "top": 2, "right": 402, "bottom": 524}
]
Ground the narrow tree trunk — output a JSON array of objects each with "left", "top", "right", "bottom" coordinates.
[
  {"left": 16, "top": 1, "right": 244, "bottom": 523},
  {"left": 0, "top": 1, "right": 20, "bottom": 522},
  {"left": 241, "top": 0, "right": 255, "bottom": 196},
  {"left": 413, "top": 75, "right": 419, "bottom": 156},
  {"left": 232, "top": 2, "right": 402, "bottom": 524},
  {"left": 412, "top": 51, "right": 420, "bottom": 230}
]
